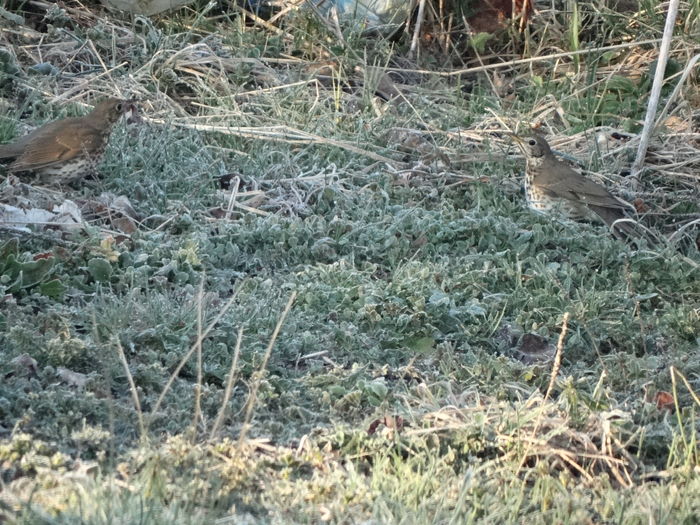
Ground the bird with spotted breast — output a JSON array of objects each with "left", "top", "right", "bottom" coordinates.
[
  {"left": 0, "top": 98, "right": 132, "bottom": 185},
  {"left": 510, "top": 133, "right": 646, "bottom": 241}
]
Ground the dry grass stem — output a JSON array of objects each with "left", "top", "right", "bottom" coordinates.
[
  {"left": 237, "top": 291, "right": 297, "bottom": 448},
  {"left": 224, "top": 176, "right": 240, "bottom": 221},
  {"left": 147, "top": 119, "right": 400, "bottom": 164},
  {"left": 545, "top": 312, "right": 569, "bottom": 402},
  {"left": 192, "top": 278, "right": 205, "bottom": 440},
  {"left": 115, "top": 339, "right": 146, "bottom": 439},
  {"left": 631, "top": 0, "right": 681, "bottom": 184},
  {"left": 149, "top": 283, "right": 245, "bottom": 425},
  {"left": 654, "top": 53, "right": 700, "bottom": 129},
  {"left": 389, "top": 39, "right": 664, "bottom": 76},
  {"left": 209, "top": 327, "right": 244, "bottom": 441}
]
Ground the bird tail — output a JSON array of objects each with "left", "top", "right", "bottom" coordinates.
[
  {"left": 0, "top": 143, "right": 23, "bottom": 160},
  {"left": 590, "top": 205, "right": 659, "bottom": 246}
]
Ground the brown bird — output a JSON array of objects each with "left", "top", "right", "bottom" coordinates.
[
  {"left": 0, "top": 98, "right": 131, "bottom": 184},
  {"left": 511, "top": 133, "right": 644, "bottom": 240}
]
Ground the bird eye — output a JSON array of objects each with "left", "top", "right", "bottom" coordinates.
[
  {"left": 528, "top": 139, "right": 536, "bottom": 146},
  {"left": 116, "top": 103, "right": 123, "bottom": 112}
]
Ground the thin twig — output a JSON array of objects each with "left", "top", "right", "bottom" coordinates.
[
  {"left": 191, "top": 278, "right": 205, "bottom": 440},
  {"left": 409, "top": 0, "right": 427, "bottom": 60},
  {"left": 268, "top": 0, "right": 305, "bottom": 24},
  {"left": 149, "top": 282, "right": 245, "bottom": 426},
  {"left": 210, "top": 327, "right": 244, "bottom": 441},
  {"left": 146, "top": 119, "right": 400, "bottom": 165},
  {"left": 515, "top": 312, "right": 570, "bottom": 474},
  {"left": 653, "top": 53, "right": 700, "bottom": 129},
  {"left": 671, "top": 366, "right": 700, "bottom": 408},
  {"left": 237, "top": 291, "right": 297, "bottom": 448},
  {"left": 224, "top": 176, "right": 240, "bottom": 221},
  {"left": 388, "top": 38, "right": 664, "bottom": 76},
  {"left": 545, "top": 312, "right": 569, "bottom": 402},
  {"left": 234, "top": 79, "right": 321, "bottom": 98},
  {"left": 230, "top": 3, "right": 291, "bottom": 38},
  {"left": 51, "top": 62, "right": 128, "bottom": 102},
  {"left": 630, "top": 0, "right": 681, "bottom": 186},
  {"left": 115, "top": 339, "right": 146, "bottom": 440}
]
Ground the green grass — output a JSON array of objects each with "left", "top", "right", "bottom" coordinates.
[{"left": 1, "top": 0, "right": 699, "bottom": 523}]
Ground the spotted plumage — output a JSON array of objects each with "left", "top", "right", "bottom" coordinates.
[
  {"left": 511, "top": 133, "right": 644, "bottom": 240},
  {"left": 0, "top": 98, "right": 130, "bottom": 184}
]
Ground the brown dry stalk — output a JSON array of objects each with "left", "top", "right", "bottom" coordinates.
[
  {"left": 237, "top": 291, "right": 297, "bottom": 449},
  {"left": 545, "top": 312, "right": 569, "bottom": 402},
  {"left": 209, "top": 327, "right": 244, "bottom": 441},
  {"left": 115, "top": 339, "right": 146, "bottom": 439},
  {"left": 149, "top": 282, "right": 245, "bottom": 427}
]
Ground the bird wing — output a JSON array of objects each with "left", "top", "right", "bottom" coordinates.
[
  {"left": 9, "top": 119, "right": 103, "bottom": 171},
  {"left": 0, "top": 142, "right": 26, "bottom": 159},
  {"left": 0, "top": 127, "right": 42, "bottom": 159},
  {"left": 536, "top": 157, "right": 628, "bottom": 210}
]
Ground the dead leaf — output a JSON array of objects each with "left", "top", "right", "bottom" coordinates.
[
  {"left": 367, "top": 415, "right": 405, "bottom": 435},
  {"left": 112, "top": 216, "right": 137, "bottom": 234},
  {"left": 361, "top": 66, "right": 403, "bottom": 101},
  {"left": 663, "top": 115, "right": 689, "bottom": 134},
  {"left": 654, "top": 391, "right": 675, "bottom": 412},
  {"left": 93, "top": 193, "right": 141, "bottom": 221},
  {"left": 113, "top": 234, "right": 131, "bottom": 245},
  {"left": 57, "top": 367, "right": 88, "bottom": 389},
  {"left": 207, "top": 206, "right": 229, "bottom": 219},
  {"left": 0, "top": 205, "right": 59, "bottom": 231},
  {"left": 514, "top": 333, "right": 556, "bottom": 365},
  {"left": 52, "top": 201, "right": 83, "bottom": 227},
  {"left": 9, "top": 354, "right": 38, "bottom": 376},
  {"left": 467, "top": 0, "right": 533, "bottom": 33},
  {"left": 217, "top": 173, "right": 242, "bottom": 190},
  {"left": 633, "top": 198, "right": 650, "bottom": 213},
  {"left": 98, "top": 236, "right": 120, "bottom": 262}
]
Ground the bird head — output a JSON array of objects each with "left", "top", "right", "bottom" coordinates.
[
  {"left": 89, "top": 98, "right": 133, "bottom": 125},
  {"left": 510, "top": 133, "right": 552, "bottom": 159}
]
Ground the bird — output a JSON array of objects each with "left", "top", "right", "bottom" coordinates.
[
  {"left": 0, "top": 98, "right": 131, "bottom": 185},
  {"left": 510, "top": 133, "right": 646, "bottom": 240}
]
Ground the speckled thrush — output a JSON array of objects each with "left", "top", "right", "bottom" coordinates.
[
  {"left": 511, "top": 133, "right": 640, "bottom": 239},
  {"left": 0, "top": 98, "right": 131, "bottom": 184}
]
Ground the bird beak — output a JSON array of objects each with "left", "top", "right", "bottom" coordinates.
[{"left": 124, "top": 100, "right": 143, "bottom": 125}]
